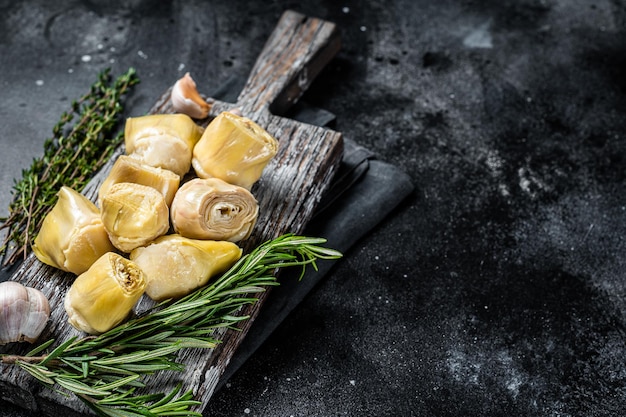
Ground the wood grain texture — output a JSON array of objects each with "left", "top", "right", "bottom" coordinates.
[{"left": 0, "top": 10, "right": 343, "bottom": 416}]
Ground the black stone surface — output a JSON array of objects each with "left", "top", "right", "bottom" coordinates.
[{"left": 2, "top": 1, "right": 626, "bottom": 416}]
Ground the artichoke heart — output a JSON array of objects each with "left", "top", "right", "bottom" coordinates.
[
  {"left": 98, "top": 155, "right": 180, "bottom": 207},
  {"left": 100, "top": 182, "right": 170, "bottom": 253},
  {"left": 65, "top": 252, "right": 146, "bottom": 334},
  {"left": 125, "top": 113, "right": 204, "bottom": 177},
  {"left": 32, "top": 186, "right": 115, "bottom": 275},
  {"left": 130, "top": 234, "right": 242, "bottom": 301},
  {"left": 170, "top": 177, "right": 259, "bottom": 242},
  {"left": 191, "top": 111, "right": 278, "bottom": 189}
]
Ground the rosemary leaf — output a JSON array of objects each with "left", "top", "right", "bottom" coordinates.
[
  {"left": 148, "top": 385, "right": 188, "bottom": 409},
  {"left": 92, "top": 345, "right": 183, "bottom": 366},
  {"left": 25, "top": 338, "right": 55, "bottom": 357},
  {"left": 96, "top": 375, "right": 142, "bottom": 392},
  {"left": 40, "top": 337, "right": 77, "bottom": 366},
  {"left": 56, "top": 377, "right": 113, "bottom": 396},
  {"left": 59, "top": 357, "right": 88, "bottom": 375},
  {"left": 17, "top": 361, "right": 56, "bottom": 385},
  {"left": 116, "top": 363, "right": 182, "bottom": 373},
  {"left": 160, "top": 338, "right": 217, "bottom": 349},
  {"left": 90, "top": 364, "right": 139, "bottom": 377},
  {"left": 81, "top": 402, "right": 147, "bottom": 417}
]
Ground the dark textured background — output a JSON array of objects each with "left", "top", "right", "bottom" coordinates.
[{"left": 1, "top": 1, "right": 626, "bottom": 416}]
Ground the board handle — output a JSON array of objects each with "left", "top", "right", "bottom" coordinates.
[{"left": 235, "top": 10, "right": 340, "bottom": 117}]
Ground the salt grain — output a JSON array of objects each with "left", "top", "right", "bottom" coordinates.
[
  {"left": 81, "top": 55, "right": 92, "bottom": 62},
  {"left": 35, "top": 80, "right": 44, "bottom": 86}
]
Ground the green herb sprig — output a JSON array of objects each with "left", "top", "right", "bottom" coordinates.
[
  {"left": 0, "top": 68, "right": 139, "bottom": 266},
  {"left": 1, "top": 234, "right": 342, "bottom": 417}
]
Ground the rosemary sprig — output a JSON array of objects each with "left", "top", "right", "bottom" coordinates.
[
  {"left": 0, "top": 68, "right": 140, "bottom": 266},
  {"left": 1, "top": 234, "right": 342, "bottom": 416}
]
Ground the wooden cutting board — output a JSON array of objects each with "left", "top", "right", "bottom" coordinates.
[{"left": 0, "top": 10, "right": 343, "bottom": 416}]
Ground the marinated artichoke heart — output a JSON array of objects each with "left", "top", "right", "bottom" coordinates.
[
  {"left": 100, "top": 182, "right": 170, "bottom": 253},
  {"left": 98, "top": 155, "right": 180, "bottom": 207},
  {"left": 191, "top": 111, "right": 279, "bottom": 189},
  {"left": 171, "top": 177, "right": 259, "bottom": 242},
  {"left": 32, "top": 186, "right": 115, "bottom": 275},
  {"left": 130, "top": 234, "right": 242, "bottom": 301},
  {"left": 125, "top": 113, "right": 204, "bottom": 177},
  {"left": 64, "top": 252, "right": 146, "bottom": 334},
  {"left": 0, "top": 281, "right": 50, "bottom": 345}
]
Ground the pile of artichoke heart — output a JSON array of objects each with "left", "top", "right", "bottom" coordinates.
[{"left": 32, "top": 76, "right": 279, "bottom": 336}]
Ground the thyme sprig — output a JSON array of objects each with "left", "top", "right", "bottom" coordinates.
[
  {"left": 1, "top": 234, "right": 342, "bottom": 416},
  {"left": 0, "top": 68, "right": 139, "bottom": 266}
]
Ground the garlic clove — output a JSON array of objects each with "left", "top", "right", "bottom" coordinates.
[
  {"left": 0, "top": 282, "right": 28, "bottom": 345},
  {"left": 170, "top": 72, "right": 212, "bottom": 119},
  {"left": 0, "top": 281, "right": 50, "bottom": 345},
  {"left": 21, "top": 287, "right": 51, "bottom": 343}
]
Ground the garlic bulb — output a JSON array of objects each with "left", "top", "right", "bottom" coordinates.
[
  {"left": 170, "top": 177, "right": 259, "bottom": 242},
  {"left": 170, "top": 72, "right": 212, "bottom": 119},
  {"left": 130, "top": 234, "right": 242, "bottom": 301},
  {"left": 0, "top": 281, "right": 50, "bottom": 345},
  {"left": 191, "top": 111, "right": 279, "bottom": 190}
]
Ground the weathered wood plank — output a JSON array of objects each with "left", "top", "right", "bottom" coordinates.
[{"left": 0, "top": 10, "right": 343, "bottom": 416}]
